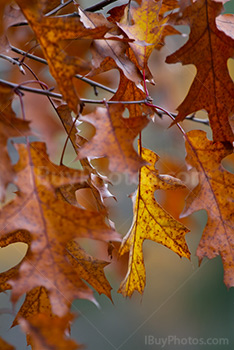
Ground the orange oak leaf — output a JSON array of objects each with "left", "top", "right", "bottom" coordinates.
[
  {"left": 166, "top": 0, "right": 234, "bottom": 142},
  {"left": 15, "top": 0, "right": 110, "bottom": 112},
  {"left": 66, "top": 240, "right": 112, "bottom": 300},
  {"left": 0, "top": 83, "right": 31, "bottom": 201},
  {"left": 0, "top": 142, "right": 119, "bottom": 316},
  {"left": 19, "top": 313, "right": 80, "bottom": 350},
  {"left": 118, "top": 145, "right": 190, "bottom": 296},
  {"left": 119, "top": 0, "right": 167, "bottom": 81},
  {"left": 181, "top": 130, "right": 234, "bottom": 288},
  {"left": 77, "top": 104, "right": 149, "bottom": 180},
  {"left": 0, "top": 337, "right": 14, "bottom": 350}
]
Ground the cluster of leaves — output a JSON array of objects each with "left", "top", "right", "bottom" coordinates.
[{"left": 0, "top": 0, "right": 233, "bottom": 348}]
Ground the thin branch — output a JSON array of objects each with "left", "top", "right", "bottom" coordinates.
[
  {"left": 10, "top": 46, "right": 47, "bottom": 64},
  {"left": 85, "top": 0, "right": 119, "bottom": 12},
  {"left": 0, "top": 78, "right": 144, "bottom": 104},
  {"left": 154, "top": 108, "right": 209, "bottom": 126},
  {"left": 0, "top": 54, "right": 26, "bottom": 74},
  {"left": 45, "top": 0, "right": 73, "bottom": 17},
  {"left": 10, "top": 45, "right": 116, "bottom": 94},
  {"left": 185, "top": 114, "right": 210, "bottom": 126}
]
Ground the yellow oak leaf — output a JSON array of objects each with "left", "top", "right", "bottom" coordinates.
[
  {"left": 118, "top": 145, "right": 190, "bottom": 297},
  {"left": 119, "top": 0, "right": 167, "bottom": 80},
  {"left": 181, "top": 130, "right": 234, "bottom": 288}
]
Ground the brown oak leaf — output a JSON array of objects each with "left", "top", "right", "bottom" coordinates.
[
  {"left": 166, "top": 0, "right": 234, "bottom": 142},
  {"left": 19, "top": 313, "right": 80, "bottom": 350},
  {"left": 77, "top": 104, "right": 149, "bottom": 180},
  {"left": 0, "top": 337, "right": 14, "bottom": 350},
  {"left": 0, "top": 83, "right": 31, "bottom": 202},
  {"left": 0, "top": 142, "right": 119, "bottom": 315},
  {"left": 66, "top": 240, "right": 112, "bottom": 301},
  {"left": 181, "top": 130, "right": 234, "bottom": 288}
]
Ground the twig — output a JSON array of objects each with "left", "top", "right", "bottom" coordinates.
[
  {"left": 85, "top": 0, "right": 119, "bottom": 12},
  {"left": 185, "top": 114, "right": 210, "bottom": 126},
  {"left": 10, "top": 45, "right": 116, "bottom": 94},
  {"left": 155, "top": 108, "right": 209, "bottom": 126},
  {"left": 45, "top": 0, "right": 73, "bottom": 17},
  {"left": 0, "top": 54, "right": 26, "bottom": 74}
]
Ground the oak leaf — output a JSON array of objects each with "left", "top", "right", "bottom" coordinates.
[
  {"left": 79, "top": 8, "right": 142, "bottom": 86},
  {"left": 181, "top": 130, "right": 234, "bottom": 288},
  {"left": 0, "top": 142, "right": 119, "bottom": 315},
  {"left": 110, "top": 49, "right": 154, "bottom": 118},
  {"left": 12, "top": 286, "right": 52, "bottom": 328},
  {"left": 166, "top": 0, "right": 234, "bottom": 142},
  {"left": 118, "top": 145, "right": 190, "bottom": 297},
  {"left": 16, "top": 0, "right": 110, "bottom": 112},
  {"left": 77, "top": 104, "right": 149, "bottom": 180},
  {"left": 216, "top": 13, "right": 234, "bottom": 39},
  {"left": 66, "top": 240, "right": 112, "bottom": 300},
  {"left": 19, "top": 313, "right": 80, "bottom": 350},
  {"left": 57, "top": 105, "right": 114, "bottom": 216},
  {"left": 0, "top": 337, "right": 14, "bottom": 350},
  {"left": 0, "top": 83, "right": 31, "bottom": 202},
  {"left": 119, "top": 0, "right": 167, "bottom": 81}
]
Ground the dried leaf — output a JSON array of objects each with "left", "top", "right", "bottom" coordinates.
[
  {"left": 0, "top": 142, "right": 119, "bottom": 315},
  {"left": 77, "top": 104, "right": 149, "bottom": 180},
  {"left": 16, "top": 0, "right": 110, "bottom": 112},
  {"left": 216, "top": 14, "right": 234, "bottom": 40},
  {"left": 0, "top": 337, "right": 14, "bottom": 350},
  {"left": 118, "top": 145, "right": 190, "bottom": 296},
  {"left": 119, "top": 0, "right": 167, "bottom": 81},
  {"left": 19, "top": 313, "right": 80, "bottom": 350},
  {"left": 0, "top": 265, "right": 19, "bottom": 292},
  {"left": 0, "top": 83, "right": 31, "bottom": 202},
  {"left": 79, "top": 8, "right": 142, "bottom": 85},
  {"left": 66, "top": 240, "right": 112, "bottom": 300},
  {"left": 57, "top": 105, "right": 114, "bottom": 216},
  {"left": 166, "top": 0, "right": 234, "bottom": 142},
  {"left": 12, "top": 286, "right": 52, "bottom": 328},
  {"left": 181, "top": 130, "right": 234, "bottom": 288}
]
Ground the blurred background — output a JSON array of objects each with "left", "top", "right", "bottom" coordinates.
[{"left": 0, "top": 0, "right": 234, "bottom": 349}]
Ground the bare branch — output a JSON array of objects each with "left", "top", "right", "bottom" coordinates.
[
  {"left": 85, "top": 0, "right": 119, "bottom": 12},
  {"left": 45, "top": 0, "right": 73, "bottom": 17},
  {"left": 155, "top": 108, "right": 210, "bottom": 126},
  {"left": 0, "top": 54, "right": 26, "bottom": 74},
  {"left": 0, "top": 79, "right": 144, "bottom": 105}
]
